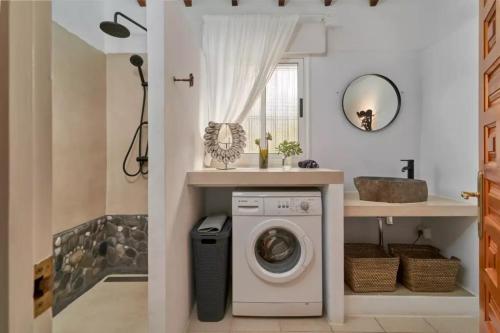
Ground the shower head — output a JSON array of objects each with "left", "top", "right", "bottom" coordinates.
[
  {"left": 130, "top": 54, "right": 147, "bottom": 87},
  {"left": 100, "top": 21, "right": 130, "bottom": 38},
  {"left": 130, "top": 54, "right": 144, "bottom": 67},
  {"left": 100, "top": 12, "right": 147, "bottom": 39}
]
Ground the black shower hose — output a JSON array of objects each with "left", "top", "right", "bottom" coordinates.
[{"left": 123, "top": 84, "right": 148, "bottom": 177}]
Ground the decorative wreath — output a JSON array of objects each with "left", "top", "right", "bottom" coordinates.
[{"left": 204, "top": 122, "right": 247, "bottom": 165}]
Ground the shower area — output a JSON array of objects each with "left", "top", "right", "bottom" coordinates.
[{"left": 51, "top": 1, "right": 148, "bottom": 331}]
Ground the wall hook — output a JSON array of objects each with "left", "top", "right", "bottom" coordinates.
[{"left": 173, "top": 73, "right": 194, "bottom": 87}]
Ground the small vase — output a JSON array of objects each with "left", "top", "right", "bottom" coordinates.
[
  {"left": 282, "top": 157, "right": 292, "bottom": 170},
  {"left": 259, "top": 147, "right": 269, "bottom": 169}
]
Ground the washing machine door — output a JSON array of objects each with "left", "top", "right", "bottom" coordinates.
[{"left": 246, "top": 218, "right": 314, "bottom": 284}]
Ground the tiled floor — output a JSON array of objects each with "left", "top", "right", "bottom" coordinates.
[
  {"left": 53, "top": 275, "right": 148, "bottom": 333},
  {"left": 53, "top": 279, "right": 478, "bottom": 333},
  {"left": 187, "top": 308, "right": 479, "bottom": 333}
]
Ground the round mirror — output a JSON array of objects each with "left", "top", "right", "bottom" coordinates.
[{"left": 342, "top": 74, "right": 401, "bottom": 132}]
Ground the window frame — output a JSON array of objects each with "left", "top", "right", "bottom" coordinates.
[{"left": 237, "top": 57, "right": 309, "bottom": 168}]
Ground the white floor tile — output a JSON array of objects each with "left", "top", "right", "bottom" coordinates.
[
  {"left": 53, "top": 277, "right": 148, "bottom": 333},
  {"left": 330, "top": 317, "right": 384, "bottom": 332},
  {"left": 376, "top": 317, "right": 436, "bottom": 333},
  {"left": 231, "top": 317, "right": 281, "bottom": 331},
  {"left": 188, "top": 308, "right": 233, "bottom": 332},
  {"left": 332, "top": 331, "right": 382, "bottom": 333},
  {"left": 229, "top": 331, "right": 281, "bottom": 333},
  {"left": 231, "top": 331, "right": 332, "bottom": 333},
  {"left": 279, "top": 317, "right": 331, "bottom": 331},
  {"left": 424, "top": 316, "right": 479, "bottom": 333}
]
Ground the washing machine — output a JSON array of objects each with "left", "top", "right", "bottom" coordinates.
[{"left": 232, "top": 189, "right": 322, "bottom": 317}]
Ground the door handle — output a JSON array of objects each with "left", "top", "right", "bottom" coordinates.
[{"left": 461, "top": 171, "right": 484, "bottom": 239}]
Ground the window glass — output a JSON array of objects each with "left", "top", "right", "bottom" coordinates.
[
  {"left": 266, "top": 63, "right": 299, "bottom": 154},
  {"left": 242, "top": 63, "right": 300, "bottom": 154}
]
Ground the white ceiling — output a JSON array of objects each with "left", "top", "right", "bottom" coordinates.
[
  {"left": 52, "top": 0, "right": 476, "bottom": 54},
  {"left": 181, "top": 0, "right": 477, "bottom": 51},
  {"left": 53, "top": 0, "right": 147, "bottom": 54}
]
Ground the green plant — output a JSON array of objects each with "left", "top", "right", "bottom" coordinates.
[
  {"left": 254, "top": 132, "right": 273, "bottom": 146},
  {"left": 277, "top": 140, "right": 303, "bottom": 158}
]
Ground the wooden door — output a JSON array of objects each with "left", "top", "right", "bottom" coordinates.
[{"left": 481, "top": 1, "right": 500, "bottom": 332}]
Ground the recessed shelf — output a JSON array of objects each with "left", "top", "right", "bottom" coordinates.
[
  {"left": 344, "top": 284, "right": 478, "bottom": 317},
  {"left": 344, "top": 192, "right": 478, "bottom": 217},
  {"left": 345, "top": 283, "right": 473, "bottom": 297}
]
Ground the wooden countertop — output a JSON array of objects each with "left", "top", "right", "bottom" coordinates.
[
  {"left": 344, "top": 192, "right": 478, "bottom": 217},
  {"left": 187, "top": 168, "right": 344, "bottom": 187}
]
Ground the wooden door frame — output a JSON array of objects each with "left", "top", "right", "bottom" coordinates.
[
  {"left": 480, "top": 0, "right": 500, "bottom": 331},
  {"left": 479, "top": 1, "right": 485, "bottom": 329}
]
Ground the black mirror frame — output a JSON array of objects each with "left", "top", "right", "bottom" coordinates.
[{"left": 342, "top": 74, "right": 402, "bottom": 132}]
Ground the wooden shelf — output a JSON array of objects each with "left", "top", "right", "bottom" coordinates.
[
  {"left": 344, "top": 284, "right": 477, "bottom": 316},
  {"left": 344, "top": 192, "right": 478, "bottom": 217}
]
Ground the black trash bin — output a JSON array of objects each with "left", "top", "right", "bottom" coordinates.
[{"left": 191, "top": 217, "right": 231, "bottom": 322}]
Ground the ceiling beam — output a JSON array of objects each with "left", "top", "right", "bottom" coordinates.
[
  {"left": 369, "top": 0, "right": 379, "bottom": 6},
  {"left": 232, "top": 0, "right": 238, "bottom": 5},
  {"left": 325, "top": 0, "right": 332, "bottom": 5},
  {"left": 137, "top": 0, "right": 146, "bottom": 6},
  {"left": 184, "top": 0, "right": 192, "bottom": 7},
  {"left": 279, "top": 0, "right": 285, "bottom": 6}
]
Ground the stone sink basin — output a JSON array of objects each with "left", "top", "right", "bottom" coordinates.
[{"left": 354, "top": 177, "right": 428, "bottom": 203}]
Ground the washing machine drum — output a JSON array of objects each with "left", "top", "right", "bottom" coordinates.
[
  {"left": 247, "top": 219, "right": 314, "bottom": 284},
  {"left": 256, "top": 228, "right": 301, "bottom": 273}
]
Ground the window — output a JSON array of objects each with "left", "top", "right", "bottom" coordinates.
[{"left": 241, "top": 59, "right": 307, "bottom": 163}]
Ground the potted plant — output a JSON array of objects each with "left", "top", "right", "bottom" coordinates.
[
  {"left": 277, "top": 140, "right": 302, "bottom": 170},
  {"left": 255, "top": 133, "right": 272, "bottom": 169}
]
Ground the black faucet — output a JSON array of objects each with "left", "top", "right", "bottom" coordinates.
[{"left": 401, "top": 159, "right": 414, "bottom": 179}]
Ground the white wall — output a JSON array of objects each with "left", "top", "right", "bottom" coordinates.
[
  {"left": 180, "top": 0, "right": 479, "bottom": 193},
  {"left": 9, "top": 2, "right": 53, "bottom": 332},
  {"left": 106, "top": 53, "right": 148, "bottom": 215},
  {"left": 182, "top": 0, "right": 429, "bottom": 190},
  {"left": 419, "top": 3, "right": 479, "bottom": 294},
  {"left": 52, "top": 25, "right": 148, "bottom": 230},
  {"left": 182, "top": 0, "right": 430, "bottom": 49},
  {"left": 180, "top": 0, "right": 481, "bottom": 186},
  {"left": 52, "top": 23, "right": 107, "bottom": 233},
  {"left": 148, "top": 1, "right": 204, "bottom": 333},
  {"left": 419, "top": 16, "right": 479, "bottom": 199},
  {"left": 52, "top": 0, "right": 105, "bottom": 51},
  {"left": 147, "top": 0, "right": 167, "bottom": 331},
  {"left": 164, "top": 2, "right": 204, "bottom": 331},
  {"left": 310, "top": 47, "right": 422, "bottom": 190}
]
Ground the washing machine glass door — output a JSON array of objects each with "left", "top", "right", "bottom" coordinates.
[{"left": 246, "top": 219, "right": 314, "bottom": 284}]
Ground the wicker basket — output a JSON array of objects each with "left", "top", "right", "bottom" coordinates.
[
  {"left": 344, "top": 244, "right": 399, "bottom": 293},
  {"left": 388, "top": 244, "right": 461, "bottom": 292}
]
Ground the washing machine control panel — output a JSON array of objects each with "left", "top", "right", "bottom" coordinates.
[{"left": 265, "top": 197, "right": 322, "bottom": 216}]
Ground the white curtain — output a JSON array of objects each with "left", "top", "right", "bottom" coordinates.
[{"left": 199, "top": 15, "right": 299, "bottom": 135}]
